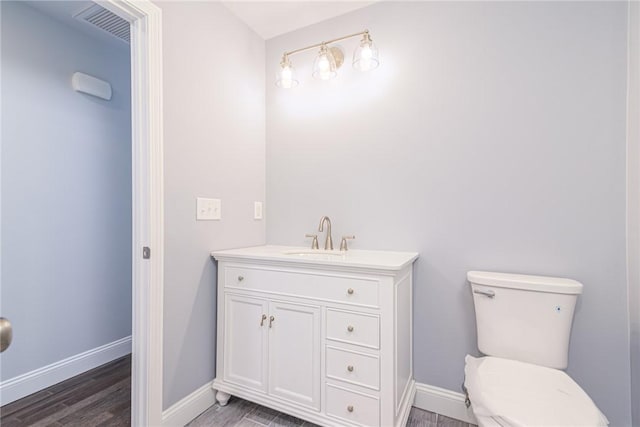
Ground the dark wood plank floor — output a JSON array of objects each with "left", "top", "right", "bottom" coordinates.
[{"left": 0, "top": 355, "right": 131, "bottom": 427}]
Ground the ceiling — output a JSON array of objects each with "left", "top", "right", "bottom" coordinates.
[
  {"left": 221, "top": 2, "right": 376, "bottom": 40},
  {"left": 26, "top": 1, "right": 374, "bottom": 45}
]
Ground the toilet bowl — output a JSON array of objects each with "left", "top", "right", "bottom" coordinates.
[{"left": 464, "top": 271, "right": 608, "bottom": 427}]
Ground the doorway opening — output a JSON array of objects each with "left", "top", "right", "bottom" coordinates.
[{"left": 0, "top": 0, "right": 163, "bottom": 425}]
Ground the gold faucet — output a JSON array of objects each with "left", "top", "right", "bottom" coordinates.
[{"left": 318, "top": 216, "right": 333, "bottom": 250}]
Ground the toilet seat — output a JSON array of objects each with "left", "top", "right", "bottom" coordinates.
[{"left": 464, "top": 355, "right": 608, "bottom": 427}]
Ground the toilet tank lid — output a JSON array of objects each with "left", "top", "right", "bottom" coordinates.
[{"left": 467, "top": 271, "right": 583, "bottom": 294}]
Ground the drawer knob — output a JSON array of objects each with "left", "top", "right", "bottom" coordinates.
[
  {"left": 347, "top": 365, "right": 354, "bottom": 372},
  {"left": 347, "top": 325, "right": 354, "bottom": 332},
  {"left": 347, "top": 405, "right": 354, "bottom": 413},
  {"left": 260, "top": 314, "right": 267, "bottom": 326},
  {"left": 347, "top": 288, "right": 354, "bottom": 295},
  {"left": 238, "top": 275, "right": 244, "bottom": 282}
]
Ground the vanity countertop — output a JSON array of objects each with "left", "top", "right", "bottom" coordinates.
[{"left": 211, "top": 245, "right": 419, "bottom": 272}]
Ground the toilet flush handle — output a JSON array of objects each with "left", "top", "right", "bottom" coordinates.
[{"left": 473, "top": 289, "right": 495, "bottom": 298}]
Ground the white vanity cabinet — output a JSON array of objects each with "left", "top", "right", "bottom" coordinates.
[{"left": 212, "top": 246, "right": 419, "bottom": 427}]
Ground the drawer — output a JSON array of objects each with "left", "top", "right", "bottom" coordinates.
[
  {"left": 224, "top": 265, "right": 379, "bottom": 308},
  {"left": 326, "top": 309, "right": 379, "bottom": 349},
  {"left": 326, "top": 346, "right": 379, "bottom": 390},
  {"left": 326, "top": 383, "right": 380, "bottom": 427}
]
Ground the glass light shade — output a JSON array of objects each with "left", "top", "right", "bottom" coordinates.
[
  {"left": 353, "top": 39, "right": 379, "bottom": 71},
  {"left": 312, "top": 45, "right": 338, "bottom": 80},
  {"left": 275, "top": 63, "right": 298, "bottom": 89}
]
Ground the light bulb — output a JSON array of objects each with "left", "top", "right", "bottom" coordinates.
[
  {"left": 353, "top": 32, "right": 379, "bottom": 72},
  {"left": 280, "top": 66, "right": 294, "bottom": 88},
  {"left": 276, "top": 56, "right": 298, "bottom": 89},
  {"left": 317, "top": 55, "right": 332, "bottom": 79},
  {"left": 318, "top": 56, "right": 330, "bottom": 70},
  {"left": 312, "top": 45, "right": 338, "bottom": 80},
  {"left": 361, "top": 45, "right": 372, "bottom": 60}
]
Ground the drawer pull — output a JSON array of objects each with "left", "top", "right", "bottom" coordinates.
[
  {"left": 260, "top": 314, "right": 267, "bottom": 326},
  {"left": 347, "top": 405, "right": 354, "bottom": 413},
  {"left": 347, "top": 288, "right": 354, "bottom": 295},
  {"left": 269, "top": 315, "right": 275, "bottom": 328},
  {"left": 238, "top": 275, "right": 244, "bottom": 282},
  {"left": 347, "top": 365, "right": 354, "bottom": 372},
  {"left": 347, "top": 325, "right": 354, "bottom": 332}
]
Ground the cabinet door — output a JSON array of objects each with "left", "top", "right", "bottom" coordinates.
[
  {"left": 268, "top": 301, "right": 321, "bottom": 410},
  {"left": 223, "top": 294, "right": 268, "bottom": 392}
]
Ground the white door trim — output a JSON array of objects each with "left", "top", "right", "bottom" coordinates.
[{"left": 97, "top": 1, "right": 164, "bottom": 425}]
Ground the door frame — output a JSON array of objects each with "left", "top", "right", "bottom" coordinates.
[{"left": 98, "top": 1, "right": 164, "bottom": 425}]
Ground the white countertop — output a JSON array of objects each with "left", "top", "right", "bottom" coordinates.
[{"left": 211, "top": 245, "right": 419, "bottom": 272}]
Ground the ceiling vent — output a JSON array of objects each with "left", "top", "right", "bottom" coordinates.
[{"left": 74, "top": 4, "right": 129, "bottom": 44}]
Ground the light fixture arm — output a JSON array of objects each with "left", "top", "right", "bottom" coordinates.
[{"left": 283, "top": 30, "right": 371, "bottom": 58}]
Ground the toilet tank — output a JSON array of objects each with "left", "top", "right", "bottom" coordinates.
[{"left": 468, "top": 271, "right": 583, "bottom": 369}]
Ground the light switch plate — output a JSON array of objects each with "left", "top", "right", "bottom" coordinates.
[
  {"left": 254, "top": 201, "right": 263, "bottom": 220},
  {"left": 197, "top": 197, "right": 221, "bottom": 220}
]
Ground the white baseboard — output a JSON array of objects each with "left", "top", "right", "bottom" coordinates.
[
  {"left": 414, "top": 382, "right": 478, "bottom": 425},
  {"left": 162, "top": 382, "right": 217, "bottom": 427},
  {"left": 0, "top": 335, "right": 132, "bottom": 406}
]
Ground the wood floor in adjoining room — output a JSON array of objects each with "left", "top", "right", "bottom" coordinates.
[
  {"left": 186, "top": 395, "right": 477, "bottom": 427},
  {"left": 0, "top": 355, "right": 131, "bottom": 427}
]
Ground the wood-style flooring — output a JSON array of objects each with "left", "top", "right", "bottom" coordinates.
[
  {"left": 1, "top": 355, "right": 476, "bottom": 427},
  {"left": 187, "top": 395, "right": 477, "bottom": 427},
  {"left": 0, "top": 355, "right": 131, "bottom": 427}
]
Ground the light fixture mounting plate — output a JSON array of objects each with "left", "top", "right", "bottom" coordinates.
[{"left": 330, "top": 46, "right": 344, "bottom": 69}]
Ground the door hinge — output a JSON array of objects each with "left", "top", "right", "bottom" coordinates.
[{"left": 143, "top": 246, "right": 151, "bottom": 259}]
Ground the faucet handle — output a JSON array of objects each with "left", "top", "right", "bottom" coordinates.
[
  {"left": 340, "top": 235, "right": 355, "bottom": 251},
  {"left": 305, "top": 234, "right": 319, "bottom": 250}
]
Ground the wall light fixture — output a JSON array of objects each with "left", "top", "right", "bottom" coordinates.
[{"left": 276, "top": 29, "right": 379, "bottom": 89}]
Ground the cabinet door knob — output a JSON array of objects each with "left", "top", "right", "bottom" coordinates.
[
  {"left": 347, "top": 325, "right": 354, "bottom": 332},
  {"left": 238, "top": 275, "right": 244, "bottom": 282},
  {"left": 269, "top": 315, "right": 275, "bottom": 328},
  {"left": 347, "top": 288, "right": 354, "bottom": 295},
  {"left": 347, "top": 365, "right": 354, "bottom": 372},
  {"left": 260, "top": 314, "right": 267, "bottom": 326},
  {"left": 347, "top": 405, "right": 354, "bottom": 413}
]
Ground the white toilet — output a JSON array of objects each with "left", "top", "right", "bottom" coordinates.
[{"left": 464, "top": 271, "right": 609, "bottom": 427}]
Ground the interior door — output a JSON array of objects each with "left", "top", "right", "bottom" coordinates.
[
  {"left": 268, "top": 301, "right": 320, "bottom": 410},
  {"left": 223, "top": 294, "right": 269, "bottom": 392}
]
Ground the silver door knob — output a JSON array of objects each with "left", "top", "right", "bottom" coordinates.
[
  {"left": 347, "top": 288, "right": 354, "bottom": 295},
  {"left": 238, "top": 276, "right": 244, "bottom": 282},
  {"left": 347, "top": 405, "right": 354, "bottom": 412},
  {"left": 347, "top": 325, "right": 354, "bottom": 332},
  {"left": 0, "top": 317, "right": 13, "bottom": 353},
  {"left": 347, "top": 365, "right": 354, "bottom": 372}
]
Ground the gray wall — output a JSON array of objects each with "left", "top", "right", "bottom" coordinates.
[
  {"left": 0, "top": 1, "right": 131, "bottom": 380},
  {"left": 265, "top": 2, "right": 631, "bottom": 425},
  {"left": 158, "top": 1, "right": 266, "bottom": 409},
  {"left": 627, "top": 1, "right": 640, "bottom": 425}
]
